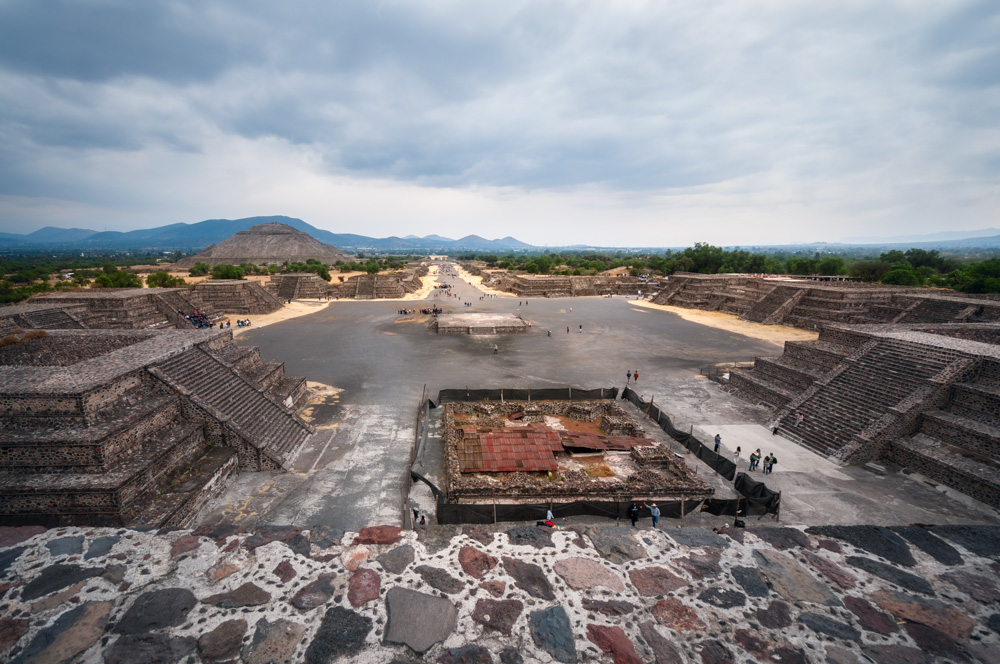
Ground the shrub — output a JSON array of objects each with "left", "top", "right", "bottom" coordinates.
[
  {"left": 22, "top": 329, "right": 48, "bottom": 340},
  {"left": 189, "top": 262, "right": 211, "bottom": 276},
  {"left": 146, "top": 271, "right": 186, "bottom": 288},
  {"left": 0, "top": 335, "right": 19, "bottom": 348}
]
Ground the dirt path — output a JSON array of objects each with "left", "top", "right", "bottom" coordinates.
[
  {"left": 229, "top": 300, "right": 332, "bottom": 336},
  {"left": 629, "top": 299, "right": 818, "bottom": 347}
]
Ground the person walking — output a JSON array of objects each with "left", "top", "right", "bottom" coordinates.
[
  {"left": 753, "top": 448, "right": 762, "bottom": 471},
  {"left": 749, "top": 450, "right": 758, "bottom": 471},
  {"left": 567, "top": 326, "right": 570, "bottom": 334},
  {"left": 629, "top": 502, "right": 640, "bottom": 527},
  {"left": 627, "top": 370, "right": 632, "bottom": 384},
  {"left": 714, "top": 434, "right": 721, "bottom": 454},
  {"left": 733, "top": 446, "right": 741, "bottom": 466},
  {"left": 634, "top": 369, "right": 639, "bottom": 383},
  {"left": 493, "top": 344, "right": 499, "bottom": 355},
  {"left": 649, "top": 503, "right": 660, "bottom": 528}
]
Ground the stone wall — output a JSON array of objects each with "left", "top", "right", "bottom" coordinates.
[{"left": 192, "top": 280, "right": 284, "bottom": 315}]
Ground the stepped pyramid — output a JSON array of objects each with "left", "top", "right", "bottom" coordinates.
[{"left": 176, "top": 222, "right": 351, "bottom": 267}]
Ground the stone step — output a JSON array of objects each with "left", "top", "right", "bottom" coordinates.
[
  {"left": 921, "top": 410, "right": 1000, "bottom": 459},
  {"left": 889, "top": 435, "right": 1000, "bottom": 509}
]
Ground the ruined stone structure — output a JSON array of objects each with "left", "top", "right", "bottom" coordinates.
[
  {"left": 652, "top": 273, "right": 1000, "bottom": 329},
  {"left": 175, "top": 222, "right": 351, "bottom": 267},
  {"left": 728, "top": 323, "right": 1000, "bottom": 508},
  {"left": 434, "top": 313, "right": 530, "bottom": 335},
  {"left": 333, "top": 268, "right": 427, "bottom": 299},
  {"left": 443, "top": 400, "right": 712, "bottom": 503},
  {"left": 264, "top": 273, "right": 332, "bottom": 300},
  {"left": 0, "top": 301, "right": 88, "bottom": 335},
  {"left": 0, "top": 328, "right": 312, "bottom": 527},
  {"left": 478, "top": 270, "right": 646, "bottom": 297},
  {"left": 191, "top": 280, "right": 284, "bottom": 315}
]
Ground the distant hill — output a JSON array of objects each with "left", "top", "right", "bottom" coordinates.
[
  {"left": 0, "top": 216, "right": 536, "bottom": 253},
  {"left": 842, "top": 228, "right": 1000, "bottom": 244}
]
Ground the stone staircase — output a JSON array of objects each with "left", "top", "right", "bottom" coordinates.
[
  {"left": 897, "top": 297, "right": 979, "bottom": 323},
  {"left": 19, "top": 308, "right": 84, "bottom": 329},
  {"left": 152, "top": 347, "right": 312, "bottom": 469},
  {"left": 743, "top": 285, "right": 794, "bottom": 322},
  {"left": 277, "top": 276, "right": 299, "bottom": 300},
  {"left": 780, "top": 340, "right": 959, "bottom": 457},
  {"left": 355, "top": 276, "right": 376, "bottom": 299}
]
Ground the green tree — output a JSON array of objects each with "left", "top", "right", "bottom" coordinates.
[
  {"left": 94, "top": 266, "right": 142, "bottom": 288},
  {"left": 816, "top": 256, "right": 846, "bottom": 275},
  {"left": 948, "top": 259, "right": 1000, "bottom": 293},
  {"left": 851, "top": 261, "right": 892, "bottom": 282},
  {"left": 146, "top": 271, "right": 186, "bottom": 288},
  {"left": 189, "top": 262, "right": 210, "bottom": 276},
  {"left": 881, "top": 264, "right": 924, "bottom": 286},
  {"left": 211, "top": 264, "right": 245, "bottom": 280}
]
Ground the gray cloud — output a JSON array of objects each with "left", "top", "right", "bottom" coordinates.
[{"left": 0, "top": 0, "right": 997, "bottom": 243}]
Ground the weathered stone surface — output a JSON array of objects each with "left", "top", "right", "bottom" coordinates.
[
  {"left": 170, "top": 535, "right": 200, "bottom": 558},
  {"left": 385, "top": 587, "right": 457, "bottom": 655},
  {"left": 46, "top": 535, "right": 84, "bottom": 557},
  {"left": 734, "top": 628, "right": 770, "bottom": 660},
  {"left": 629, "top": 566, "right": 687, "bottom": 596},
  {"left": 115, "top": 587, "right": 197, "bottom": 634},
  {"left": 309, "top": 524, "right": 345, "bottom": 549},
  {"left": 304, "top": 606, "right": 371, "bottom": 663},
  {"left": 816, "top": 538, "right": 843, "bottom": 553},
  {"left": 244, "top": 525, "right": 310, "bottom": 557},
  {"left": 798, "top": 613, "right": 860, "bottom": 640},
  {"left": 348, "top": 568, "right": 380, "bottom": 607},
  {"left": 462, "top": 525, "right": 495, "bottom": 547},
  {"left": 242, "top": 618, "right": 307, "bottom": 664},
  {"left": 698, "top": 639, "right": 733, "bottom": 664},
  {"left": 0, "top": 525, "right": 46, "bottom": 548},
  {"left": 437, "top": 644, "right": 493, "bottom": 664},
  {"left": 0, "top": 618, "right": 29, "bottom": 653},
  {"left": 417, "top": 525, "right": 462, "bottom": 553},
  {"left": 191, "top": 523, "right": 244, "bottom": 541},
  {"left": 472, "top": 598, "right": 523, "bottom": 635},
  {"left": 102, "top": 564, "right": 126, "bottom": 585},
  {"left": 21, "top": 563, "right": 103, "bottom": 601},
  {"left": 353, "top": 525, "right": 403, "bottom": 546},
  {"left": 638, "top": 621, "right": 684, "bottom": 664},
  {"left": 0, "top": 546, "right": 25, "bottom": 576},
  {"left": 675, "top": 549, "right": 721, "bottom": 579},
  {"left": 756, "top": 600, "right": 792, "bottom": 629},
  {"left": 203, "top": 582, "right": 271, "bottom": 608},
  {"left": 771, "top": 646, "right": 808, "bottom": 664},
  {"left": 8, "top": 601, "right": 111, "bottom": 664},
  {"left": 479, "top": 580, "right": 506, "bottom": 597},
  {"left": 273, "top": 560, "right": 297, "bottom": 583},
  {"left": 847, "top": 556, "right": 933, "bottom": 594},
  {"left": 206, "top": 560, "right": 240, "bottom": 584},
  {"left": 929, "top": 525, "right": 1000, "bottom": 559},
  {"left": 343, "top": 545, "right": 371, "bottom": 571},
  {"left": 730, "top": 566, "right": 768, "bottom": 597},
  {"left": 651, "top": 598, "right": 705, "bottom": 631},
  {"left": 588, "top": 624, "right": 641, "bottom": 664},
  {"left": 500, "top": 646, "right": 523, "bottom": 664},
  {"left": 803, "top": 550, "right": 856, "bottom": 589},
  {"left": 82, "top": 534, "right": 119, "bottom": 560},
  {"left": 824, "top": 645, "right": 861, "bottom": 664},
  {"left": 939, "top": 570, "right": 1000, "bottom": 603},
  {"left": 581, "top": 598, "right": 637, "bottom": 616},
  {"left": 416, "top": 565, "right": 465, "bottom": 594},
  {"left": 988, "top": 613, "right": 1000, "bottom": 636},
  {"left": 507, "top": 525, "right": 555, "bottom": 549},
  {"left": 377, "top": 545, "right": 415, "bottom": 575},
  {"left": 290, "top": 574, "right": 336, "bottom": 610},
  {"left": 103, "top": 633, "right": 197, "bottom": 664},
  {"left": 198, "top": 619, "right": 247, "bottom": 661},
  {"left": 502, "top": 556, "right": 555, "bottom": 600},
  {"left": 872, "top": 589, "right": 975, "bottom": 641},
  {"left": 861, "top": 644, "right": 931, "bottom": 664},
  {"left": 753, "top": 549, "right": 839, "bottom": 605},
  {"left": 553, "top": 556, "right": 625, "bottom": 591},
  {"left": 748, "top": 527, "right": 811, "bottom": 551},
  {"left": 806, "top": 525, "right": 916, "bottom": 567},
  {"left": 529, "top": 606, "right": 576, "bottom": 663},
  {"left": 697, "top": 587, "right": 746, "bottom": 608},
  {"left": 891, "top": 526, "right": 963, "bottom": 566},
  {"left": 29, "top": 579, "right": 86, "bottom": 615},
  {"left": 903, "top": 622, "right": 969, "bottom": 661},
  {"left": 583, "top": 526, "right": 647, "bottom": 564},
  {"left": 663, "top": 528, "right": 727, "bottom": 549},
  {"left": 459, "top": 546, "right": 498, "bottom": 579},
  {"left": 844, "top": 596, "right": 897, "bottom": 635}
]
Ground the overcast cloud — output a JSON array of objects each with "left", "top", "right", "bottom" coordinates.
[{"left": 0, "top": 0, "right": 997, "bottom": 246}]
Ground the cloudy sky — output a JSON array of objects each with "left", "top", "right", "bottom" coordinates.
[{"left": 0, "top": 1, "right": 997, "bottom": 247}]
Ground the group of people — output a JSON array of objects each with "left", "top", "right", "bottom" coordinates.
[
  {"left": 182, "top": 309, "right": 212, "bottom": 328},
  {"left": 626, "top": 369, "right": 639, "bottom": 384},
  {"left": 715, "top": 435, "right": 778, "bottom": 474},
  {"left": 628, "top": 501, "right": 661, "bottom": 527}
]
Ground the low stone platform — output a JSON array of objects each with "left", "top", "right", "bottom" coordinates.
[
  {"left": 1, "top": 522, "right": 997, "bottom": 663},
  {"left": 434, "top": 313, "right": 530, "bottom": 335}
]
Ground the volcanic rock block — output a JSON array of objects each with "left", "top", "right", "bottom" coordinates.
[
  {"left": 587, "top": 624, "right": 641, "bottom": 664},
  {"left": 378, "top": 545, "right": 416, "bottom": 575},
  {"left": 353, "top": 525, "right": 403, "bottom": 545},
  {"left": 553, "top": 556, "right": 625, "bottom": 592},
  {"left": 472, "top": 598, "right": 523, "bottom": 635},
  {"left": 529, "top": 606, "right": 577, "bottom": 663},
  {"left": 203, "top": 582, "right": 271, "bottom": 608},
  {"left": 304, "top": 607, "right": 372, "bottom": 663},
  {"left": 21, "top": 564, "right": 104, "bottom": 601},
  {"left": 806, "top": 526, "right": 916, "bottom": 567},
  {"left": 872, "top": 589, "right": 975, "bottom": 641},
  {"left": 846, "top": 556, "right": 933, "bottom": 595},
  {"left": 415, "top": 565, "right": 465, "bottom": 594},
  {"left": 651, "top": 598, "right": 706, "bottom": 631},
  {"left": 103, "top": 633, "right": 197, "bottom": 664},
  {"left": 753, "top": 549, "right": 840, "bottom": 606},
  {"left": 384, "top": 587, "right": 457, "bottom": 655},
  {"left": 198, "top": 619, "right": 247, "bottom": 661},
  {"left": 583, "top": 526, "right": 647, "bottom": 564},
  {"left": 9, "top": 601, "right": 112, "bottom": 664},
  {"left": 502, "top": 556, "right": 555, "bottom": 600},
  {"left": 458, "top": 546, "right": 498, "bottom": 579},
  {"left": 638, "top": 621, "right": 685, "bottom": 664},
  {"left": 242, "top": 618, "right": 307, "bottom": 664},
  {"left": 348, "top": 568, "right": 381, "bottom": 607},
  {"left": 290, "top": 574, "right": 337, "bottom": 611},
  {"left": 629, "top": 566, "right": 687, "bottom": 596},
  {"left": 114, "top": 588, "right": 197, "bottom": 634}
]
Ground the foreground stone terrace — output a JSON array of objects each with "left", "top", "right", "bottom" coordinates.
[{"left": 0, "top": 522, "right": 998, "bottom": 663}]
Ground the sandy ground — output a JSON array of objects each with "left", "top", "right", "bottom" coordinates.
[
  {"left": 452, "top": 264, "right": 513, "bottom": 297},
  {"left": 229, "top": 300, "right": 332, "bottom": 336},
  {"left": 630, "top": 299, "right": 818, "bottom": 347}
]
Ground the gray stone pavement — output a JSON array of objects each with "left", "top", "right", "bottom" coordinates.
[{"left": 198, "top": 265, "right": 1000, "bottom": 533}]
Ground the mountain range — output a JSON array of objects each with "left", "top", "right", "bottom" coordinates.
[{"left": 0, "top": 216, "right": 535, "bottom": 253}]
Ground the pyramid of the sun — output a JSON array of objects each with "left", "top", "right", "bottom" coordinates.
[{"left": 176, "top": 222, "right": 352, "bottom": 267}]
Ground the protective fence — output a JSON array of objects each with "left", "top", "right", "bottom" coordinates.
[
  {"left": 433, "top": 386, "right": 619, "bottom": 406},
  {"left": 621, "top": 387, "right": 780, "bottom": 516},
  {"left": 436, "top": 495, "right": 703, "bottom": 525}
]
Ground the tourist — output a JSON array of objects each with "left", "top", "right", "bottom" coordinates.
[
  {"left": 766, "top": 454, "right": 777, "bottom": 474},
  {"left": 629, "top": 502, "right": 640, "bottom": 527},
  {"left": 419, "top": 515, "right": 427, "bottom": 528},
  {"left": 546, "top": 508, "right": 554, "bottom": 521},
  {"left": 794, "top": 413, "right": 804, "bottom": 427},
  {"left": 579, "top": 325, "right": 582, "bottom": 333},
  {"left": 770, "top": 418, "right": 780, "bottom": 435},
  {"left": 634, "top": 369, "right": 639, "bottom": 383},
  {"left": 493, "top": 344, "right": 499, "bottom": 355},
  {"left": 749, "top": 450, "right": 758, "bottom": 471},
  {"left": 649, "top": 503, "right": 660, "bottom": 528},
  {"left": 567, "top": 326, "right": 570, "bottom": 334},
  {"left": 733, "top": 446, "right": 741, "bottom": 466},
  {"left": 714, "top": 434, "right": 721, "bottom": 454},
  {"left": 627, "top": 370, "right": 632, "bottom": 384}
]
